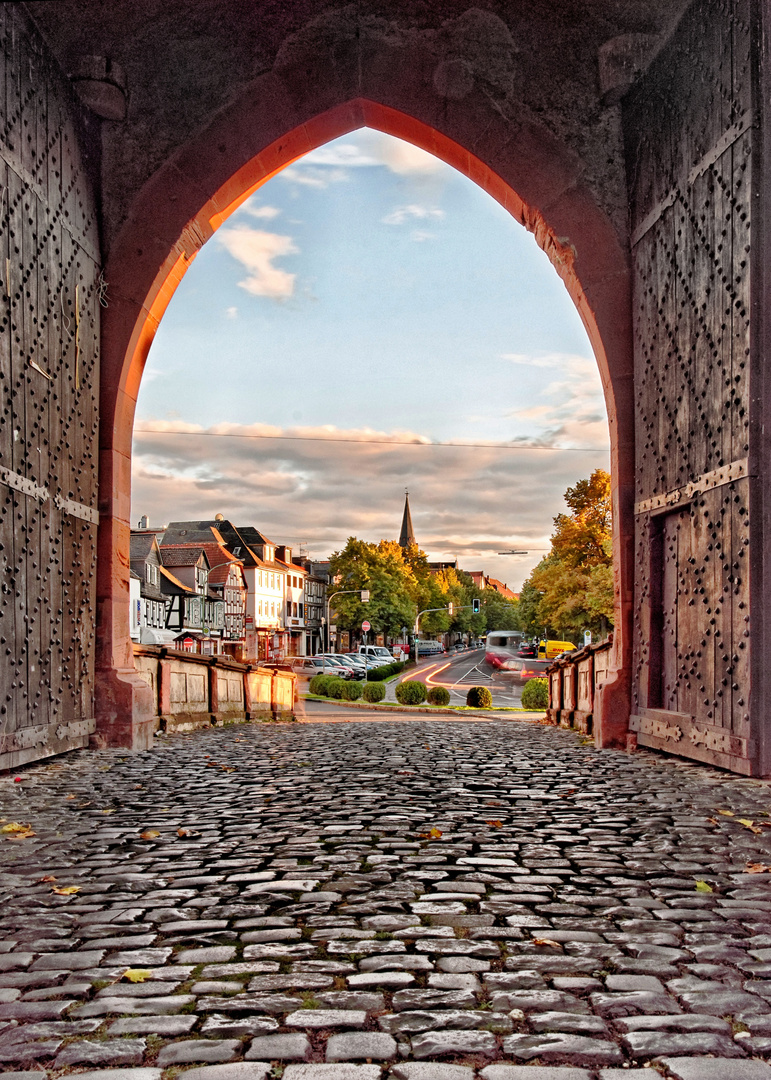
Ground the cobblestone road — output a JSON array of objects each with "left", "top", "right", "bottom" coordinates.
[{"left": 3, "top": 718, "right": 771, "bottom": 1080}]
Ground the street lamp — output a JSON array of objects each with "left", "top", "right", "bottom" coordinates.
[
  {"left": 324, "top": 589, "right": 369, "bottom": 670},
  {"left": 497, "top": 550, "right": 529, "bottom": 555}
]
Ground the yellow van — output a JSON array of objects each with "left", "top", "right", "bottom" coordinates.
[{"left": 538, "top": 639, "right": 577, "bottom": 660}]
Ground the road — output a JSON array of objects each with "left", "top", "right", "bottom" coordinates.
[
  {"left": 418, "top": 647, "right": 526, "bottom": 708},
  {"left": 2, "top": 718, "right": 771, "bottom": 1077}
]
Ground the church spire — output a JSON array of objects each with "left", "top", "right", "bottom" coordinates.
[{"left": 399, "top": 490, "right": 416, "bottom": 548}]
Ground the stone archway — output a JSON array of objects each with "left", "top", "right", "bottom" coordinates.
[{"left": 96, "top": 51, "right": 634, "bottom": 749}]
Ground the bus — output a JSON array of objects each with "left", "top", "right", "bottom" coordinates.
[{"left": 484, "top": 630, "right": 524, "bottom": 668}]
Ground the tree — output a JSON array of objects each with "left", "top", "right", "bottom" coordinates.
[
  {"left": 328, "top": 538, "right": 416, "bottom": 641},
  {"left": 520, "top": 468, "right": 614, "bottom": 642}
]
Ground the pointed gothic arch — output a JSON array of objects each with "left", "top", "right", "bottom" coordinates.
[{"left": 96, "top": 73, "right": 634, "bottom": 749}]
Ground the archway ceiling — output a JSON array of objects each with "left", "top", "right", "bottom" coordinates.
[{"left": 28, "top": 0, "right": 692, "bottom": 251}]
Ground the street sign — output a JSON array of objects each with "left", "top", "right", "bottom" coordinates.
[
  {"left": 361, "top": 590, "right": 370, "bottom": 602},
  {"left": 584, "top": 630, "right": 592, "bottom": 646},
  {"left": 362, "top": 620, "right": 371, "bottom": 632}
]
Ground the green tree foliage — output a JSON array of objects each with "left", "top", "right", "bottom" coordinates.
[
  {"left": 327, "top": 537, "right": 518, "bottom": 643},
  {"left": 520, "top": 468, "right": 614, "bottom": 642}
]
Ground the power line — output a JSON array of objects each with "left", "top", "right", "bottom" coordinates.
[{"left": 132, "top": 427, "right": 608, "bottom": 453}]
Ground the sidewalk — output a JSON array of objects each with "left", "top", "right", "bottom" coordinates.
[{"left": 1, "top": 718, "right": 771, "bottom": 1078}]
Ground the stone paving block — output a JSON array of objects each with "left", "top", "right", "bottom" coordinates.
[
  {"left": 178, "top": 946, "right": 238, "bottom": 963},
  {"left": 180, "top": 1068, "right": 271, "bottom": 1080},
  {"left": 53, "top": 1072, "right": 161, "bottom": 1080},
  {"left": 501, "top": 1033, "right": 624, "bottom": 1065},
  {"left": 202, "top": 1014, "right": 280, "bottom": 1037},
  {"left": 326, "top": 1032, "right": 397, "bottom": 1060},
  {"left": 71, "top": 994, "right": 196, "bottom": 1016},
  {"left": 286, "top": 1008, "right": 367, "bottom": 1028},
  {"left": 282, "top": 1068, "right": 382, "bottom": 1079},
  {"left": 621, "top": 1030, "right": 745, "bottom": 1058},
  {"left": 481, "top": 1069, "right": 593, "bottom": 1080},
  {"left": 391, "top": 1065, "right": 475, "bottom": 1080},
  {"left": 245, "top": 1034, "right": 311, "bottom": 1060},
  {"left": 157, "top": 1039, "right": 242, "bottom": 1066},
  {"left": 347, "top": 971, "right": 415, "bottom": 988},
  {"left": 30, "top": 951, "right": 103, "bottom": 970},
  {"left": 410, "top": 1029, "right": 497, "bottom": 1057},
  {"left": 107, "top": 1014, "right": 198, "bottom": 1035},
  {"left": 54, "top": 1039, "right": 147, "bottom": 1067},
  {"left": 656, "top": 1059, "right": 771, "bottom": 1079}
]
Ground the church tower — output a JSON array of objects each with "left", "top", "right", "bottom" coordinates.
[{"left": 399, "top": 491, "right": 416, "bottom": 549}]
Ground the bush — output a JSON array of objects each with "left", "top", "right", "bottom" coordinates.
[
  {"left": 326, "top": 677, "right": 347, "bottom": 699},
  {"left": 362, "top": 681, "right": 386, "bottom": 703},
  {"left": 309, "top": 673, "right": 335, "bottom": 696},
  {"left": 427, "top": 685, "right": 451, "bottom": 707},
  {"left": 466, "top": 685, "right": 493, "bottom": 709},
  {"left": 341, "top": 680, "right": 363, "bottom": 701},
  {"left": 366, "top": 661, "right": 405, "bottom": 681},
  {"left": 395, "top": 680, "right": 427, "bottom": 706},
  {"left": 521, "top": 677, "right": 549, "bottom": 710}
]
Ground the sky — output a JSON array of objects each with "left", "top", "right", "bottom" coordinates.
[{"left": 132, "top": 128, "right": 610, "bottom": 590}]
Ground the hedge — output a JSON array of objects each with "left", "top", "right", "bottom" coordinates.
[
  {"left": 466, "top": 685, "right": 493, "bottom": 709},
  {"left": 309, "top": 673, "right": 336, "bottom": 696},
  {"left": 521, "top": 677, "right": 549, "bottom": 710},
  {"left": 427, "top": 685, "right": 450, "bottom": 706},
  {"left": 395, "top": 680, "right": 427, "bottom": 705},
  {"left": 341, "top": 681, "right": 363, "bottom": 701},
  {"left": 325, "top": 677, "right": 348, "bottom": 699},
  {"left": 362, "top": 682, "right": 386, "bottom": 703},
  {"left": 366, "top": 661, "right": 405, "bottom": 681}
]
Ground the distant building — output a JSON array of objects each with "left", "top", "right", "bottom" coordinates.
[{"left": 398, "top": 491, "right": 416, "bottom": 548}]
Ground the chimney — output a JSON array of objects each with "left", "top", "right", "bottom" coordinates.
[{"left": 138, "top": 514, "right": 149, "bottom": 529}]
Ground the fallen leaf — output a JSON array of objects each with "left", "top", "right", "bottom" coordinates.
[
  {"left": 121, "top": 968, "right": 151, "bottom": 983},
  {"left": 38, "top": 875, "right": 57, "bottom": 883},
  {"left": 706, "top": 817, "right": 719, "bottom": 825},
  {"left": 7, "top": 830, "right": 35, "bottom": 840},
  {"left": 1, "top": 822, "right": 31, "bottom": 833},
  {"left": 738, "top": 818, "right": 763, "bottom": 833},
  {"left": 13, "top": 777, "right": 22, "bottom": 784},
  {"left": 51, "top": 885, "right": 80, "bottom": 895},
  {"left": 745, "top": 862, "right": 771, "bottom": 874},
  {"left": 419, "top": 827, "right": 443, "bottom": 839},
  {"left": 486, "top": 820, "right": 503, "bottom": 829},
  {"left": 101, "top": 809, "right": 116, "bottom": 814},
  {"left": 716, "top": 809, "right": 735, "bottom": 816},
  {"left": 532, "top": 937, "right": 563, "bottom": 948},
  {"left": 206, "top": 762, "right": 220, "bottom": 768},
  {"left": 559, "top": 789, "right": 577, "bottom": 798},
  {"left": 695, "top": 880, "right": 713, "bottom": 893},
  {"left": 65, "top": 795, "right": 76, "bottom": 800},
  {"left": 486, "top": 801, "right": 503, "bottom": 807},
  {"left": 220, "top": 766, "right": 236, "bottom": 773},
  {"left": 177, "top": 827, "right": 199, "bottom": 837},
  {"left": 139, "top": 829, "right": 160, "bottom": 840}
]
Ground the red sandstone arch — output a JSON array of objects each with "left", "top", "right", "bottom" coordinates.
[{"left": 97, "top": 76, "right": 634, "bottom": 749}]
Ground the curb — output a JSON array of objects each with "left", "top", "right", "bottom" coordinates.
[{"left": 300, "top": 697, "right": 544, "bottom": 720}]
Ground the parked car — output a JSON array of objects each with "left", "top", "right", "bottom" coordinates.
[
  {"left": 517, "top": 643, "right": 539, "bottom": 658},
  {"left": 326, "top": 653, "right": 368, "bottom": 677},
  {"left": 452, "top": 643, "right": 466, "bottom": 652},
  {"left": 357, "top": 645, "right": 395, "bottom": 666},
  {"left": 288, "top": 656, "right": 329, "bottom": 677},
  {"left": 316, "top": 654, "right": 357, "bottom": 679},
  {"left": 416, "top": 640, "right": 445, "bottom": 656}
]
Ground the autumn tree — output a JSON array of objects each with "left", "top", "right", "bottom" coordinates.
[
  {"left": 520, "top": 468, "right": 614, "bottom": 642},
  {"left": 328, "top": 538, "right": 416, "bottom": 641}
]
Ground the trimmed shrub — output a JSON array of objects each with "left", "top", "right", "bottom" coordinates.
[
  {"left": 341, "top": 680, "right": 363, "bottom": 701},
  {"left": 427, "top": 685, "right": 450, "bottom": 707},
  {"left": 466, "top": 685, "right": 493, "bottom": 709},
  {"left": 326, "top": 677, "right": 347, "bottom": 699},
  {"left": 362, "top": 681, "right": 386, "bottom": 703},
  {"left": 366, "top": 661, "right": 405, "bottom": 681},
  {"left": 309, "top": 673, "right": 335, "bottom": 696},
  {"left": 521, "top": 677, "right": 549, "bottom": 710},
  {"left": 395, "top": 680, "right": 427, "bottom": 706}
]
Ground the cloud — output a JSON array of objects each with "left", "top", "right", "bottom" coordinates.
[
  {"left": 245, "top": 204, "right": 281, "bottom": 220},
  {"left": 410, "top": 230, "right": 436, "bottom": 243},
  {"left": 501, "top": 352, "right": 609, "bottom": 451},
  {"left": 131, "top": 419, "right": 609, "bottom": 590},
  {"left": 217, "top": 226, "right": 298, "bottom": 300},
  {"left": 280, "top": 166, "right": 349, "bottom": 189},
  {"left": 225, "top": 306, "right": 238, "bottom": 319},
  {"left": 382, "top": 205, "right": 445, "bottom": 226},
  {"left": 303, "top": 133, "right": 443, "bottom": 176}
]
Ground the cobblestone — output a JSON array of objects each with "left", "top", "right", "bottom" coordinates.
[{"left": 4, "top": 717, "right": 771, "bottom": 1076}]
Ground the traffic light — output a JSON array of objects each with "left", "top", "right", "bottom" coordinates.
[{"left": 472, "top": 598, "right": 480, "bottom": 613}]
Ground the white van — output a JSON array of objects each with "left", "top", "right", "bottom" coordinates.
[{"left": 357, "top": 645, "right": 394, "bottom": 666}]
